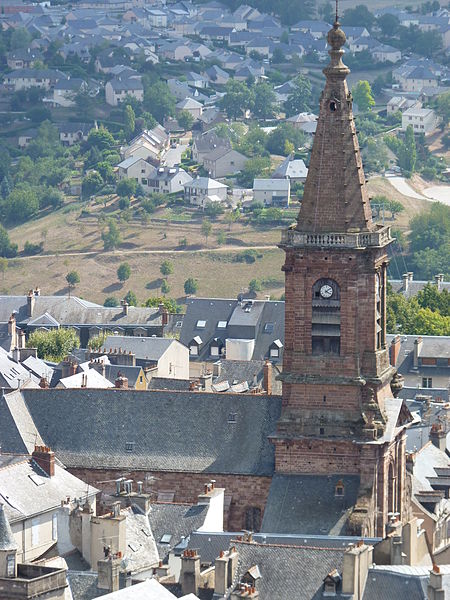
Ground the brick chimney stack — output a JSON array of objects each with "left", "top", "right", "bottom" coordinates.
[
  {"left": 263, "top": 360, "right": 272, "bottom": 395},
  {"left": 430, "top": 423, "right": 447, "bottom": 453},
  {"left": 159, "top": 303, "right": 168, "bottom": 327},
  {"left": 390, "top": 335, "right": 401, "bottom": 367},
  {"left": 115, "top": 373, "right": 128, "bottom": 389},
  {"left": 32, "top": 445, "right": 55, "bottom": 477},
  {"left": 121, "top": 300, "right": 129, "bottom": 316},
  {"left": 39, "top": 377, "right": 49, "bottom": 389}
]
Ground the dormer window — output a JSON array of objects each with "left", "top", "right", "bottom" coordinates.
[
  {"left": 269, "top": 339, "right": 283, "bottom": 358},
  {"left": 189, "top": 336, "right": 202, "bottom": 356},
  {"left": 335, "top": 480, "right": 345, "bottom": 497}
]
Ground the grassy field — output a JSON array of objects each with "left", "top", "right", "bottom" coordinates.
[{"left": 2, "top": 178, "right": 432, "bottom": 305}]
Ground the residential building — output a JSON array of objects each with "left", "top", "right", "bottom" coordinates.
[
  {"left": 272, "top": 155, "right": 308, "bottom": 183},
  {"left": 179, "top": 297, "right": 284, "bottom": 366},
  {"left": 253, "top": 178, "right": 290, "bottom": 206},
  {"left": 116, "top": 156, "right": 156, "bottom": 187},
  {"left": 186, "top": 71, "right": 209, "bottom": 89},
  {"left": 122, "top": 125, "right": 170, "bottom": 164},
  {"left": 3, "top": 68, "right": 66, "bottom": 91},
  {"left": 184, "top": 177, "right": 228, "bottom": 207},
  {"left": 286, "top": 111, "right": 318, "bottom": 133},
  {"left": 192, "top": 130, "right": 231, "bottom": 163},
  {"left": 51, "top": 78, "right": 89, "bottom": 108},
  {"left": 105, "top": 77, "right": 144, "bottom": 106},
  {"left": 202, "top": 147, "right": 248, "bottom": 178},
  {"left": 58, "top": 122, "right": 92, "bottom": 146},
  {"left": 0, "top": 442, "right": 98, "bottom": 562},
  {"left": 176, "top": 97, "right": 203, "bottom": 119},
  {"left": 387, "top": 96, "right": 421, "bottom": 114},
  {"left": 149, "top": 165, "right": 193, "bottom": 195},
  {"left": 147, "top": 8, "right": 167, "bottom": 27},
  {"left": 388, "top": 334, "right": 450, "bottom": 390},
  {"left": 56, "top": 368, "right": 114, "bottom": 388},
  {"left": 390, "top": 272, "right": 449, "bottom": 297},
  {"left": 372, "top": 43, "right": 402, "bottom": 63},
  {"left": 102, "top": 335, "right": 190, "bottom": 380},
  {"left": 402, "top": 106, "right": 439, "bottom": 134},
  {"left": 6, "top": 48, "right": 42, "bottom": 69}
]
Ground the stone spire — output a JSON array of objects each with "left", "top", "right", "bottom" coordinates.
[{"left": 295, "top": 13, "right": 375, "bottom": 234}]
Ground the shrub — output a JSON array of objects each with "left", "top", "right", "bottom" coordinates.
[{"left": 23, "top": 241, "right": 43, "bottom": 256}]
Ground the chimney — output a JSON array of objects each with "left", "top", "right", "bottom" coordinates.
[
  {"left": 32, "top": 445, "right": 55, "bottom": 477},
  {"left": 180, "top": 550, "right": 200, "bottom": 596},
  {"left": 27, "top": 290, "right": 35, "bottom": 317},
  {"left": 434, "top": 274, "right": 444, "bottom": 291},
  {"left": 430, "top": 423, "right": 447, "bottom": 453},
  {"left": 342, "top": 542, "right": 372, "bottom": 600},
  {"left": 159, "top": 303, "right": 168, "bottom": 326},
  {"left": 97, "top": 556, "right": 121, "bottom": 592},
  {"left": 390, "top": 335, "right": 401, "bottom": 367},
  {"left": 428, "top": 564, "right": 447, "bottom": 600},
  {"left": 402, "top": 273, "right": 409, "bottom": 293},
  {"left": 200, "top": 372, "right": 212, "bottom": 391},
  {"left": 7, "top": 314, "right": 16, "bottom": 338},
  {"left": 39, "top": 377, "right": 49, "bottom": 389},
  {"left": 81, "top": 373, "right": 87, "bottom": 388},
  {"left": 121, "top": 300, "right": 129, "bottom": 316},
  {"left": 213, "top": 361, "right": 222, "bottom": 377},
  {"left": 34, "top": 287, "right": 40, "bottom": 296},
  {"left": 263, "top": 360, "right": 272, "bottom": 395},
  {"left": 413, "top": 337, "right": 423, "bottom": 368},
  {"left": 18, "top": 330, "right": 26, "bottom": 349},
  {"left": 408, "top": 272, "right": 414, "bottom": 281},
  {"left": 115, "top": 373, "right": 128, "bottom": 389}
]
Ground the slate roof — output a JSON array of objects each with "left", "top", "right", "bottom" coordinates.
[
  {"left": 232, "top": 540, "right": 348, "bottom": 600},
  {"left": 148, "top": 377, "right": 190, "bottom": 391},
  {"left": 272, "top": 157, "right": 308, "bottom": 180},
  {"left": 0, "top": 502, "right": 17, "bottom": 550},
  {"left": 0, "top": 347, "right": 36, "bottom": 389},
  {"left": 253, "top": 178, "right": 290, "bottom": 192},
  {"left": 0, "top": 453, "right": 98, "bottom": 523},
  {"left": 0, "top": 295, "right": 162, "bottom": 328},
  {"left": 123, "top": 507, "right": 159, "bottom": 574},
  {"left": 67, "top": 571, "right": 108, "bottom": 600},
  {"left": 363, "top": 567, "right": 428, "bottom": 600},
  {"left": 103, "top": 365, "right": 144, "bottom": 388},
  {"left": 179, "top": 298, "right": 284, "bottom": 363},
  {"left": 0, "top": 388, "right": 44, "bottom": 455},
  {"left": 149, "top": 502, "right": 208, "bottom": 559},
  {"left": 18, "top": 389, "right": 281, "bottom": 475},
  {"left": 261, "top": 474, "right": 360, "bottom": 535},
  {"left": 57, "top": 369, "right": 114, "bottom": 389},
  {"left": 103, "top": 335, "right": 183, "bottom": 361}
]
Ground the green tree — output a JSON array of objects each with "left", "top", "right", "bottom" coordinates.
[
  {"left": 249, "top": 278, "right": 262, "bottom": 293},
  {"left": 413, "top": 248, "right": 449, "bottom": 280},
  {"left": 124, "top": 290, "right": 137, "bottom": 306},
  {"left": 284, "top": 75, "right": 312, "bottom": 117},
  {"left": 178, "top": 110, "right": 194, "bottom": 131},
  {"left": 342, "top": 5, "right": 375, "bottom": 29},
  {"left": 0, "top": 257, "right": 8, "bottom": 281},
  {"left": 0, "top": 225, "right": 18, "bottom": 258},
  {"left": 352, "top": 81, "right": 375, "bottom": 112},
  {"left": 3, "top": 184, "right": 39, "bottom": 224},
  {"left": 417, "top": 283, "right": 449, "bottom": 316},
  {"left": 27, "top": 328, "right": 80, "bottom": 362},
  {"left": 413, "top": 308, "right": 450, "bottom": 336},
  {"left": 237, "top": 156, "right": 271, "bottom": 187},
  {"left": 435, "top": 91, "right": 450, "bottom": 128},
  {"left": 266, "top": 123, "right": 305, "bottom": 155},
  {"left": 201, "top": 219, "right": 212, "bottom": 244},
  {"left": 145, "top": 296, "right": 182, "bottom": 313},
  {"left": 217, "top": 230, "right": 227, "bottom": 245},
  {"left": 253, "top": 82, "right": 277, "bottom": 119},
  {"left": 271, "top": 47, "right": 285, "bottom": 64},
  {"left": 160, "top": 260, "right": 174, "bottom": 277},
  {"left": 66, "top": 271, "right": 80, "bottom": 292},
  {"left": 82, "top": 172, "right": 103, "bottom": 198},
  {"left": 1, "top": 177, "right": 11, "bottom": 199},
  {"left": 400, "top": 125, "right": 416, "bottom": 174},
  {"left": 220, "top": 80, "right": 254, "bottom": 120},
  {"left": 388, "top": 200, "right": 404, "bottom": 219},
  {"left": 124, "top": 104, "right": 136, "bottom": 139},
  {"left": 409, "top": 203, "right": 449, "bottom": 256},
  {"left": 102, "top": 219, "right": 122, "bottom": 250},
  {"left": 87, "top": 127, "right": 115, "bottom": 151},
  {"left": 117, "top": 178, "right": 137, "bottom": 198},
  {"left": 10, "top": 27, "right": 32, "bottom": 50},
  {"left": 117, "top": 262, "right": 131, "bottom": 283},
  {"left": 143, "top": 79, "right": 176, "bottom": 122},
  {"left": 161, "top": 279, "right": 170, "bottom": 295},
  {"left": 104, "top": 296, "right": 119, "bottom": 307},
  {"left": 184, "top": 278, "right": 198, "bottom": 295},
  {"left": 377, "top": 14, "right": 400, "bottom": 37}
]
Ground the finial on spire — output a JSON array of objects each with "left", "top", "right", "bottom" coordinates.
[{"left": 335, "top": 0, "right": 339, "bottom": 24}]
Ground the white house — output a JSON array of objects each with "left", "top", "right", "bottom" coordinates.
[
  {"left": 253, "top": 178, "right": 290, "bottom": 206},
  {"left": 402, "top": 106, "right": 439, "bottom": 134},
  {"left": 149, "top": 165, "right": 193, "bottom": 194},
  {"left": 117, "top": 156, "right": 157, "bottom": 187},
  {"left": 202, "top": 148, "right": 248, "bottom": 179},
  {"left": 387, "top": 97, "right": 421, "bottom": 115},
  {"left": 372, "top": 44, "right": 402, "bottom": 64},
  {"left": 105, "top": 77, "right": 144, "bottom": 106},
  {"left": 184, "top": 177, "right": 228, "bottom": 208},
  {"left": 176, "top": 97, "right": 203, "bottom": 119}
]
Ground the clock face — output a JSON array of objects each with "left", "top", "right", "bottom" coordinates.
[{"left": 320, "top": 284, "right": 333, "bottom": 299}]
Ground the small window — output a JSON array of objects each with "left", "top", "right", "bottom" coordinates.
[
  {"left": 217, "top": 320, "right": 227, "bottom": 329},
  {"left": 190, "top": 345, "right": 198, "bottom": 355},
  {"left": 196, "top": 320, "right": 206, "bottom": 329},
  {"left": 264, "top": 323, "right": 274, "bottom": 333},
  {"left": 270, "top": 348, "right": 279, "bottom": 358},
  {"left": 211, "top": 346, "right": 219, "bottom": 356},
  {"left": 7, "top": 554, "right": 15, "bottom": 577},
  {"left": 139, "top": 375, "right": 143, "bottom": 383},
  {"left": 335, "top": 481, "right": 344, "bottom": 496},
  {"left": 228, "top": 412, "right": 237, "bottom": 423},
  {"left": 422, "top": 377, "right": 432, "bottom": 388},
  {"left": 319, "top": 427, "right": 325, "bottom": 435},
  {"left": 125, "top": 442, "right": 135, "bottom": 452},
  {"left": 330, "top": 101, "right": 337, "bottom": 112}
]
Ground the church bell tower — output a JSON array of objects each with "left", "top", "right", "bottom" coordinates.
[{"left": 273, "top": 11, "right": 411, "bottom": 537}]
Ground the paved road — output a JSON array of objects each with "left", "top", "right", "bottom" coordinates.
[
  {"left": 385, "top": 175, "right": 450, "bottom": 206},
  {"left": 12, "top": 244, "right": 279, "bottom": 260},
  {"left": 164, "top": 144, "right": 188, "bottom": 167}
]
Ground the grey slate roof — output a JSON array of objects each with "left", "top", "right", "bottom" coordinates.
[
  {"left": 18, "top": 389, "right": 281, "bottom": 475},
  {"left": 0, "top": 388, "right": 44, "bottom": 455},
  {"left": 232, "top": 540, "right": 348, "bottom": 600},
  {"left": 149, "top": 502, "right": 208, "bottom": 559},
  {"left": 67, "top": 571, "right": 108, "bottom": 600},
  {"left": 103, "top": 335, "right": 183, "bottom": 361},
  {"left": 148, "top": 377, "right": 190, "bottom": 391},
  {"left": 363, "top": 567, "right": 427, "bottom": 600},
  {"left": 0, "top": 503, "right": 17, "bottom": 550},
  {"left": 261, "top": 474, "right": 360, "bottom": 535},
  {"left": 179, "top": 298, "right": 284, "bottom": 363}
]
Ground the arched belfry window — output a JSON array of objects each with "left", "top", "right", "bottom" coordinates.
[{"left": 312, "top": 278, "right": 341, "bottom": 355}]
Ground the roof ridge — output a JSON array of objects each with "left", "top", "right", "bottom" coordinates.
[{"left": 233, "top": 539, "right": 350, "bottom": 551}]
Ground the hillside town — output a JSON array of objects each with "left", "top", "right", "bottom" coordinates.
[{"left": 0, "top": 0, "right": 449, "bottom": 599}]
